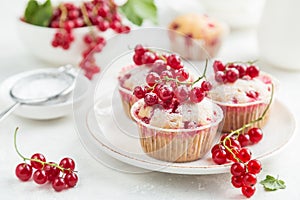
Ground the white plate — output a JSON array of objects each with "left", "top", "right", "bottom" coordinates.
[
  {"left": 75, "top": 90, "right": 296, "bottom": 174},
  {"left": 0, "top": 68, "right": 90, "bottom": 120}
]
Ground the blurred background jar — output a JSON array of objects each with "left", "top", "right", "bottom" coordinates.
[{"left": 257, "top": 0, "right": 300, "bottom": 70}]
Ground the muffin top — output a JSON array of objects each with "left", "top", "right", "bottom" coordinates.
[
  {"left": 118, "top": 65, "right": 150, "bottom": 91},
  {"left": 208, "top": 74, "right": 273, "bottom": 104},
  {"left": 168, "top": 14, "right": 225, "bottom": 42},
  {"left": 133, "top": 99, "right": 222, "bottom": 129}
]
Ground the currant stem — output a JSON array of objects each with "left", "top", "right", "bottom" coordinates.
[
  {"left": 14, "top": 127, "right": 26, "bottom": 161},
  {"left": 13, "top": 127, "right": 74, "bottom": 173},
  {"left": 81, "top": 3, "right": 95, "bottom": 33},
  {"left": 222, "top": 83, "right": 274, "bottom": 162},
  {"left": 59, "top": 4, "right": 68, "bottom": 29},
  {"left": 191, "top": 59, "right": 208, "bottom": 86}
]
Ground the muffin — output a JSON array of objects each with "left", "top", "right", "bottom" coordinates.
[
  {"left": 168, "top": 13, "right": 228, "bottom": 61},
  {"left": 208, "top": 60, "right": 275, "bottom": 133},
  {"left": 131, "top": 98, "right": 223, "bottom": 162}
]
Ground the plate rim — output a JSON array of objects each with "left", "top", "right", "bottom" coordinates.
[{"left": 80, "top": 99, "right": 296, "bottom": 175}]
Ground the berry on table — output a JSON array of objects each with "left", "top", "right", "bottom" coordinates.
[
  {"left": 15, "top": 163, "right": 33, "bottom": 181},
  {"left": 30, "top": 153, "right": 46, "bottom": 170},
  {"left": 13, "top": 128, "right": 78, "bottom": 192},
  {"left": 33, "top": 169, "right": 48, "bottom": 184},
  {"left": 242, "top": 186, "right": 256, "bottom": 198}
]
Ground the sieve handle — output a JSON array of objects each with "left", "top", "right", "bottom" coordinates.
[{"left": 0, "top": 102, "right": 20, "bottom": 122}]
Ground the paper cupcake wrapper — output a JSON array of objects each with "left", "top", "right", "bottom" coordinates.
[
  {"left": 136, "top": 123, "right": 220, "bottom": 162},
  {"left": 168, "top": 31, "right": 223, "bottom": 61},
  {"left": 218, "top": 102, "right": 270, "bottom": 133},
  {"left": 118, "top": 87, "right": 138, "bottom": 119}
]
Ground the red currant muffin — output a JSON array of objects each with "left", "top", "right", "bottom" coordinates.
[
  {"left": 208, "top": 60, "right": 275, "bottom": 133},
  {"left": 168, "top": 14, "right": 228, "bottom": 61},
  {"left": 130, "top": 60, "right": 223, "bottom": 162}
]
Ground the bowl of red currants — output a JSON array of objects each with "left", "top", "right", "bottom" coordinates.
[{"left": 17, "top": 0, "right": 132, "bottom": 78}]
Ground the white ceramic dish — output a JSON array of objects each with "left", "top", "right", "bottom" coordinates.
[
  {"left": 0, "top": 68, "right": 90, "bottom": 120},
  {"left": 17, "top": 20, "right": 113, "bottom": 66},
  {"left": 75, "top": 89, "right": 295, "bottom": 174}
]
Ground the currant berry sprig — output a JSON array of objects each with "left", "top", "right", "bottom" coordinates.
[
  {"left": 211, "top": 84, "right": 274, "bottom": 198},
  {"left": 132, "top": 45, "right": 212, "bottom": 109},
  {"left": 50, "top": 1, "right": 131, "bottom": 79},
  {"left": 213, "top": 60, "right": 260, "bottom": 83},
  {"left": 14, "top": 127, "right": 78, "bottom": 192}
]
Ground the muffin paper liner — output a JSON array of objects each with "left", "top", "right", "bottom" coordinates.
[
  {"left": 217, "top": 102, "right": 271, "bottom": 133},
  {"left": 131, "top": 100, "right": 223, "bottom": 163}
]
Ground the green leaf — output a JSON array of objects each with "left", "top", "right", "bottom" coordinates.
[
  {"left": 260, "top": 175, "right": 286, "bottom": 191},
  {"left": 24, "top": 0, "right": 53, "bottom": 27},
  {"left": 120, "top": 0, "right": 157, "bottom": 26}
]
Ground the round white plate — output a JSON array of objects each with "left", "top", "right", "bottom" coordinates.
[
  {"left": 75, "top": 91, "right": 296, "bottom": 174},
  {"left": 0, "top": 68, "right": 90, "bottom": 120}
]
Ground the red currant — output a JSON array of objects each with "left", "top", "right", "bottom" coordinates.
[
  {"left": 211, "top": 144, "right": 225, "bottom": 154},
  {"left": 246, "top": 65, "right": 260, "bottom": 78},
  {"left": 160, "top": 70, "right": 173, "bottom": 80},
  {"left": 52, "top": 177, "right": 66, "bottom": 192},
  {"left": 133, "top": 53, "right": 143, "bottom": 65},
  {"left": 238, "top": 148, "right": 252, "bottom": 163},
  {"left": 15, "top": 163, "right": 33, "bottom": 181},
  {"left": 174, "top": 85, "right": 189, "bottom": 102},
  {"left": 215, "top": 71, "right": 226, "bottom": 83},
  {"left": 212, "top": 149, "right": 227, "bottom": 165},
  {"left": 247, "top": 159, "right": 262, "bottom": 174},
  {"left": 31, "top": 153, "right": 46, "bottom": 170},
  {"left": 134, "top": 44, "right": 147, "bottom": 55},
  {"left": 213, "top": 60, "right": 225, "bottom": 72},
  {"left": 201, "top": 81, "right": 212, "bottom": 91},
  {"left": 64, "top": 173, "right": 78, "bottom": 188},
  {"left": 146, "top": 72, "right": 160, "bottom": 87},
  {"left": 144, "top": 93, "right": 158, "bottom": 106},
  {"left": 174, "top": 68, "right": 189, "bottom": 81},
  {"left": 242, "top": 186, "right": 256, "bottom": 198},
  {"left": 189, "top": 87, "right": 205, "bottom": 103},
  {"left": 231, "top": 175, "right": 244, "bottom": 188},
  {"left": 235, "top": 65, "right": 246, "bottom": 78},
  {"left": 142, "top": 52, "right": 157, "bottom": 64},
  {"left": 225, "top": 68, "right": 239, "bottom": 83},
  {"left": 33, "top": 169, "right": 47, "bottom": 184},
  {"left": 59, "top": 157, "right": 75, "bottom": 173},
  {"left": 167, "top": 55, "right": 182, "bottom": 69},
  {"left": 133, "top": 86, "right": 146, "bottom": 99},
  {"left": 230, "top": 162, "right": 246, "bottom": 176},
  {"left": 44, "top": 162, "right": 60, "bottom": 182},
  {"left": 242, "top": 173, "right": 257, "bottom": 186},
  {"left": 248, "top": 128, "right": 263, "bottom": 144},
  {"left": 238, "top": 134, "right": 251, "bottom": 147},
  {"left": 151, "top": 60, "right": 167, "bottom": 74},
  {"left": 158, "top": 85, "right": 174, "bottom": 102}
]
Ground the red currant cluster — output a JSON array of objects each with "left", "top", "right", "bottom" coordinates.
[
  {"left": 213, "top": 60, "right": 260, "bottom": 83},
  {"left": 50, "top": 1, "right": 130, "bottom": 79},
  {"left": 50, "top": 3, "right": 81, "bottom": 50},
  {"left": 211, "top": 128, "right": 263, "bottom": 198},
  {"left": 14, "top": 128, "right": 78, "bottom": 192},
  {"left": 209, "top": 83, "right": 275, "bottom": 198},
  {"left": 132, "top": 45, "right": 212, "bottom": 114}
]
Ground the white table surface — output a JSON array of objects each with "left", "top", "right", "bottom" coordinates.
[{"left": 1, "top": 1, "right": 300, "bottom": 199}]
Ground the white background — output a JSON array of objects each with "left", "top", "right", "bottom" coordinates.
[{"left": 0, "top": 0, "right": 300, "bottom": 199}]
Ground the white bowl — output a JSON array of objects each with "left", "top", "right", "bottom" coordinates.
[{"left": 16, "top": 19, "right": 113, "bottom": 66}]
